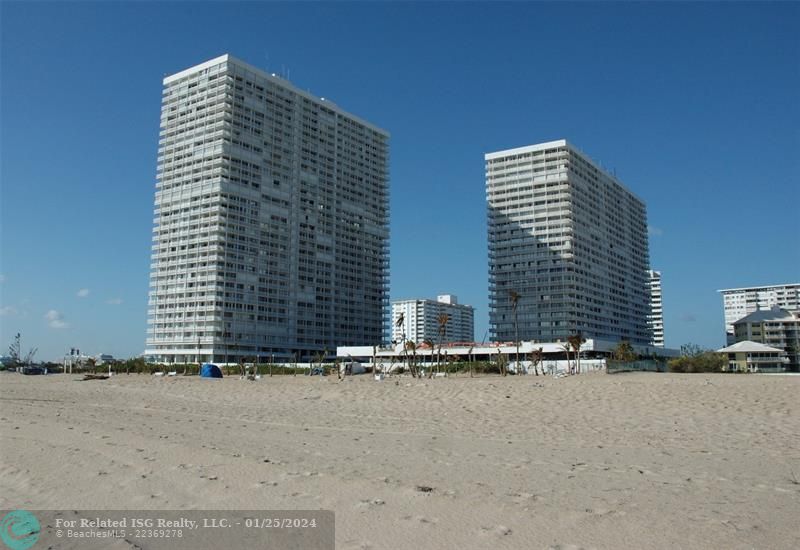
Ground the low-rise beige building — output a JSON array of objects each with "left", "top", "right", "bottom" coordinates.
[{"left": 717, "top": 340, "right": 788, "bottom": 373}]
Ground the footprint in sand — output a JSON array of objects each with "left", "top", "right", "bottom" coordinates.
[
  {"left": 342, "top": 540, "right": 373, "bottom": 550},
  {"left": 479, "top": 525, "right": 512, "bottom": 536},
  {"left": 413, "top": 515, "right": 438, "bottom": 525},
  {"left": 355, "top": 499, "right": 385, "bottom": 509},
  {"left": 257, "top": 481, "right": 278, "bottom": 487}
]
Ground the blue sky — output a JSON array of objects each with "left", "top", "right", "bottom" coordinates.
[{"left": 1, "top": 2, "right": 798, "bottom": 361}]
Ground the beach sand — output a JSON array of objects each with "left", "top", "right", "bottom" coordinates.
[{"left": 1, "top": 371, "right": 798, "bottom": 549}]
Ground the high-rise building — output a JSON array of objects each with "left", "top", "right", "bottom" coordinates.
[
  {"left": 718, "top": 284, "right": 800, "bottom": 344},
  {"left": 486, "top": 140, "right": 651, "bottom": 345},
  {"left": 391, "top": 295, "right": 475, "bottom": 345},
  {"left": 146, "top": 55, "right": 389, "bottom": 364},
  {"left": 647, "top": 270, "right": 665, "bottom": 347}
]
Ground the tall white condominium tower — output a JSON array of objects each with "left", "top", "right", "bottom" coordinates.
[
  {"left": 647, "top": 270, "right": 664, "bottom": 347},
  {"left": 486, "top": 140, "right": 651, "bottom": 345},
  {"left": 146, "top": 55, "right": 389, "bottom": 364},
  {"left": 391, "top": 295, "right": 475, "bottom": 345},
  {"left": 718, "top": 283, "right": 800, "bottom": 344}
]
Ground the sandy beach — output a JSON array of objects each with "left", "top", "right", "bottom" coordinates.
[{"left": 1, "top": 371, "right": 798, "bottom": 549}]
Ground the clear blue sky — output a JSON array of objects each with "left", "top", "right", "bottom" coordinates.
[{"left": 1, "top": 2, "right": 798, "bottom": 361}]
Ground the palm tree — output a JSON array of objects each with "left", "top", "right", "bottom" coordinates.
[
  {"left": 561, "top": 343, "right": 572, "bottom": 375},
  {"left": 405, "top": 340, "right": 418, "bottom": 377},
  {"left": 509, "top": 290, "right": 521, "bottom": 375},
  {"left": 422, "top": 338, "right": 435, "bottom": 377},
  {"left": 436, "top": 313, "right": 450, "bottom": 377},
  {"left": 451, "top": 355, "right": 461, "bottom": 376},
  {"left": 612, "top": 340, "right": 636, "bottom": 362},
  {"left": 530, "top": 346, "right": 543, "bottom": 376},
  {"left": 395, "top": 312, "right": 407, "bottom": 372},
  {"left": 567, "top": 334, "right": 585, "bottom": 375}
]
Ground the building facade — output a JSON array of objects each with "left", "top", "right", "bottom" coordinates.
[
  {"left": 486, "top": 140, "right": 651, "bottom": 345},
  {"left": 391, "top": 295, "right": 474, "bottom": 345},
  {"left": 647, "top": 270, "right": 664, "bottom": 347},
  {"left": 717, "top": 340, "right": 788, "bottom": 373},
  {"left": 719, "top": 284, "right": 800, "bottom": 344},
  {"left": 733, "top": 307, "right": 799, "bottom": 371},
  {"left": 146, "top": 55, "right": 389, "bottom": 364}
]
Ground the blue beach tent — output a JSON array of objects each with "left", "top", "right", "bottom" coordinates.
[{"left": 200, "top": 363, "right": 223, "bottom": 378}]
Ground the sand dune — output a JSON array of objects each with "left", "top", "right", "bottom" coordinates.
[{"left": 1, "top": 371, "right": 798, "bottom": 549}]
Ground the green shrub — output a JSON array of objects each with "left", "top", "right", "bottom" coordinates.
[{"left": 668, "top": 352, "right": 726, "bottom": 373}]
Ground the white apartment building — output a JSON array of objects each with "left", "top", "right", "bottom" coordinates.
[
  {"left": 146, "top": 55, "right": 389, "bottom": 364},
  {"left": 486, "top": 140, "right": 651, "bottom": 345},
  {"left": 391, "top": 295, "right": 474, "bottom": 344},
  {"left": 719, "top": 284, "right": 800, "bottom": 344},
  {"left": 647, "top": 270, "right": 665, "bottom": 347}
]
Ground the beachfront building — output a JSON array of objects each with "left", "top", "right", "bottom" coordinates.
[
  {"left": 391, "top": 295, "right": 475, "bottom": 345},
  {"left": 63, "top": 348, "right": 91, "bottom": 372},
  {"left": 719, "top": 283, "right": 800, "bottom": 345},
  {"left": 146, "top": 54, "right": 389, "bottom": 364},
  {"left": 717, "top": 341, "right": 788, "bottom": 373},
  {"left": 648, "top": 270, "right": 665, "bottom": 347},
  {"left": 338, "top": 337, "right": 675, "bottom": 372},
  {"left": 95, "top": 354, "right": 115, "bottom": 365},
  {"left": 732, "top": 307, "right": 800, "bottom": 371},
  {"left": 486, "top": 140, "right": 652, "bottom": 345}
]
